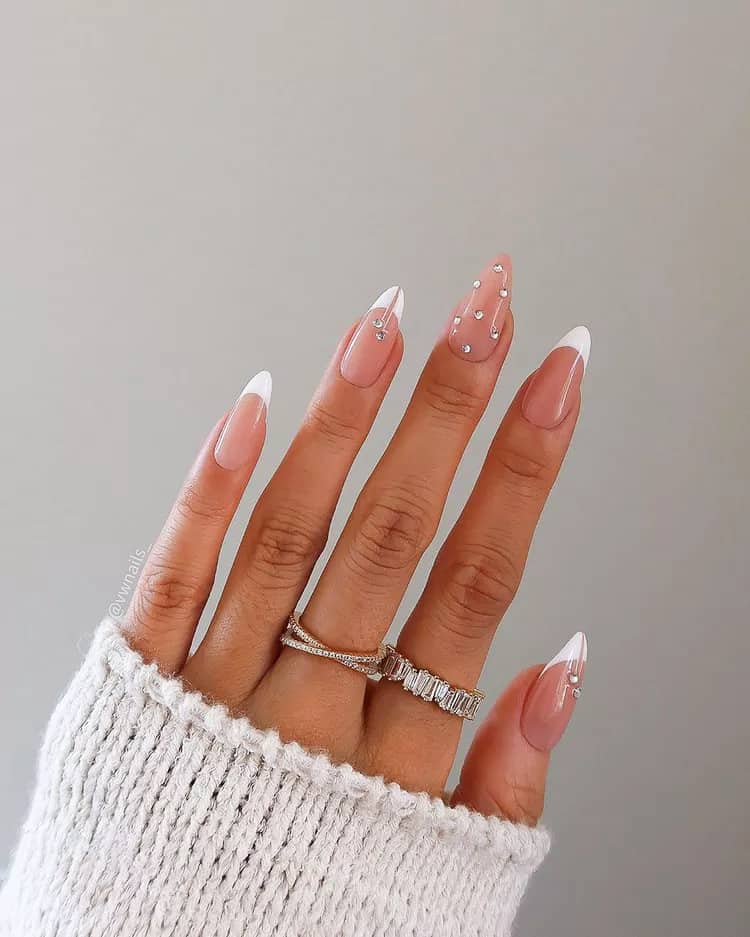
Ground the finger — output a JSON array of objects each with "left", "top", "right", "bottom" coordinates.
[
  {"left": 123, "top": 370, "right": 271, "bottom": 673},
  {"left": 263, "top": 257, "right": 514, "bottom": 742},
  {"left": 451, "top": 632, "right": 587, "bottom": 823},
  {"left": 184, "top": 287, "right": 404, "bottom": 702},
  {"left": 452, "top": 668, "right": 548, "bottom": 823},
  {"left": 294, "top": 255, "right": 513, "bottom": 662},
  {"left": 368, "top": 326, "right": 590, "bottom": 790}
]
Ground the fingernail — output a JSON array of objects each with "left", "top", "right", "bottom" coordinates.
[
  {"left": 448, "top": 255, "right": 511, "bottom": 362},
  {"left": 340, "top": 286, "right": 404, "bottom": 387},
  {"left": 521, "top": 631, "right": 587, "bottom": 752},
  {"left": 521, "top": 326, "right": 591, "bottom": 428},
  {"left": 214, "top": 370, "right": 272, "bottom": 470}
]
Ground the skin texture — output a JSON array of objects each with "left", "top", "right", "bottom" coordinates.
[{"left": 123, "top": 254, "right": 588, "bottom": 824}]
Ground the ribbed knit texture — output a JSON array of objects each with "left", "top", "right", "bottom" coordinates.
[{"left": 0, "top": 621, "right": 550, "bottom": 937}]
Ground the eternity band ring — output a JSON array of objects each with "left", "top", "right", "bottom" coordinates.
[
  {"left": 280, "top": 613, "right": 484, "bottom": 720},
  {"left": 379, "top": 645, "right": 485, "bottom": 720}
]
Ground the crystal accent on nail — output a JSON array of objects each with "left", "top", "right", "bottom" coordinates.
[
  {"left": 372, "top": 317, "right": 384, "bottom": 328},
  {"left": 453, "top": 316, "right": 462, "bottom": 325},
  {"left": 568, "top": 673, "right": 580, "bottom": 685},
  {"left": 473, "top": 310, "right": 484, "bottom": 320},
  {"left": 493, "top": 263, "right": 504, "bottom": 273},
  {"left": 375, "top": 330, "right": 386, "bottom": 341},
  {"left": 572, "top": 687, "right": 582, "bottom": 699},
  {"left": 461, "top": 343, "right": 471, "bottom": 353},
  {"left": 473, "top": 279, "right": 481, "bottom": 288},
  {"left": 490, "top": 325, "right": 499, "bottom": 340},
  {"left": 499, "top": 288, "right": 508, "bottom": 298}
]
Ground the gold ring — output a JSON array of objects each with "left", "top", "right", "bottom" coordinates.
[{"left": 280, "top": 613, "right": 385, "bottom": 676}]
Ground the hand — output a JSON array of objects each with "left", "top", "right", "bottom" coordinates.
[{"left": 122, "top": 255, "right": 589, "bottom": 826}]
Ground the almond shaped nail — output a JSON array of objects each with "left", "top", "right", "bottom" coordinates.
[
  {"left": 214, "top": 370, "right": 271, "bottom": 470},
  {"left": 522, "top": 326, "right": 591, "bottom": 428},
  {"left": 448, "top": 255, "right": 511, "bottom": 362},
  {"left": 521, "top": 631, "right": 587, "bottom": 752},
  {"left": 340, "top": 286, "right": 404, "bottom": 387}
]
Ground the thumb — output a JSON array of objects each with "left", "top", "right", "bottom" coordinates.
[{"left": 451, "top": 632, "right": 587, "bottom": 824}]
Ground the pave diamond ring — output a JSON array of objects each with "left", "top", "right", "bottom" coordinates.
[
  {"left": 379, "top": 646, "right": 485, "bottom": 720},
  {"left": 280, "top": 613, "right": 385, "bottom": 676}
]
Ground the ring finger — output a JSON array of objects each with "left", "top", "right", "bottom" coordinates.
[{"left": 369, "top": 326, "right": 591, "bottom": 793}]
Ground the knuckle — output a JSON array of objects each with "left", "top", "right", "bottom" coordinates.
[
  {"left": 304, "top": 401, "right": 362, "bottom": 452},
  {"left": 493, "top": 441, "right": 549, "bottom": 491},
  {"left": 249, "top": 506, "right": 328, "bottom": 586},
  {"left": 438, "top": 545, "right": 523, "bottom": 638},
  {"left": 500, "top": 777, "right": 545, "bottom": 825},
  {"left": 347, "top": 486, "right": 434, "bottom": 583},
  {"left": 175, "top": 481, "right": 231, "bottom": 527},
  {"left": 421, "top": 376, "right": 486, "bottom": 427},
  {"left": 134, "top": 560, "right": 213, "bottom": 623}
]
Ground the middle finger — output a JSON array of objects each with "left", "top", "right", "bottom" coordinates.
[{"left": 267, "top": 255, "right": 514, "bottom": 714}]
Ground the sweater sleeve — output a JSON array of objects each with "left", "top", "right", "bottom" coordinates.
[{"left": 0, "top": 621, "right": 550, "bottom": 937}]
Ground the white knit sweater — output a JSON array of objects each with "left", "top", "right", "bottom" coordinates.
[{"left": 0, "top": 621, "right": 550, "bottom": 936}]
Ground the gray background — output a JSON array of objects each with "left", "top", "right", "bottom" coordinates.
[{"left": 1, "top": 2, "right": 748, "bottom": 934}]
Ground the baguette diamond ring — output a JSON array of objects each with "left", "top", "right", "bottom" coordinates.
[{"left": 379, "top": 645, "right": 484, "bottom": 720}]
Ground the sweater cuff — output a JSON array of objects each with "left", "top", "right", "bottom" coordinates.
[{"left": 0, "top": 621, "right": 550, "bottom": 937}]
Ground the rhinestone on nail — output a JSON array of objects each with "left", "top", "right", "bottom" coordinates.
[
  {"left": 569, "top": 673, "right": 580, "bottom": 685},
  {"left": 493, "top": 263, "right": 504, "bottom": 273},
  {"left": 453, "top": 315, "right": 462, "bottom": 325},
  {"left": 375, "top": 330, "right": 386, "bottom": 342},
  {"left": 473, "top": 310, "right": 484, "bottom": 320},
  {"left": 473, "top": 279, "right": 481, "bottom": 289},
  {"left": 490, "top": 325, "right": 499, "bottom": 340},
  {"left": 461, "top": 343, "right": 472, "bottom": 354},
  {"left": 372, "top": 317, "right": 384, "bottom": 329},
  {"left": 572, "top": 687, "right": 582, "bottom": 699},
  {"left": 499, "top": 288, "right": 508, "bottom": 298}
]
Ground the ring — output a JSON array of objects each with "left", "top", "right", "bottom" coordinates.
[
  {"left": 280, "top": 614, "right": 484, "bottom": 720},
  {"left": 280, "top": 613, "right": 385, "bottom": 676},
  {"left": 379, "top": 645, "right": 485, "bottom": 720}
]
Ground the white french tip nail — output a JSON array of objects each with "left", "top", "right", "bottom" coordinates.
[
  {"left": 552, "top": 326, "right": 591, "bottom": 372},
  {"left": 370, "top": 285, "right": 405, "bottom": 323},
  {"left": 240, "top": 369, "right": 273, "bottom": 408},
  {"left": 541, "top": 631, "right": 588, "bottom": 675}
]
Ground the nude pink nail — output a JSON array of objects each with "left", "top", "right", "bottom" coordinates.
[
  {"left": 214, "top": 370, "right": 271, "bottom": 470},
  {"left": 340, "top": 286, "right": 404, "bottom": 387},
  {"left": 521, "top": 632, "right": 587, "bottom": 752},
  {"left": 522, "top": 326, "right": 591, "bottom": 429},
  {"left": 448, "top": 255, "right": 511, "bottom": 362}
]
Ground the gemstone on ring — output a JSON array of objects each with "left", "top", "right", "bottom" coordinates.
[{"left": 379, "top": 645, "right": 484, "bottom": 720}]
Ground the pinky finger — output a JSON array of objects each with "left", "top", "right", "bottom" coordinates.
[
  {"left": 123, "top": 371, "right": 272, "bottom": 673},
  {"left": 451, "top": 632, "right": 587, "bottom": 824}
]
